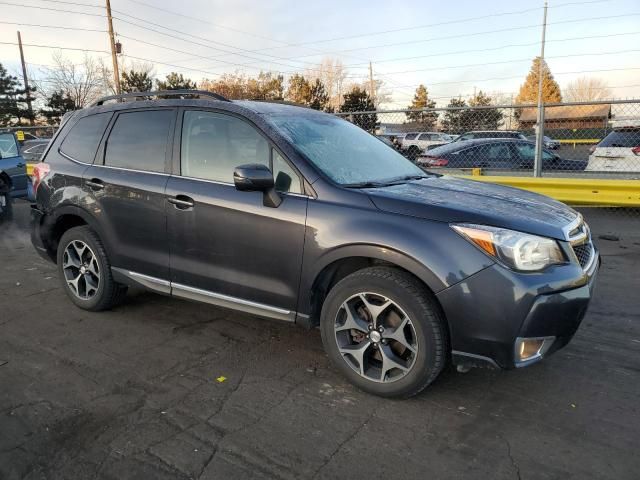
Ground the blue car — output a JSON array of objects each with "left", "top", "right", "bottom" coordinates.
[{"left": 0, "top": 132, "right": 29, "bottom": 219}]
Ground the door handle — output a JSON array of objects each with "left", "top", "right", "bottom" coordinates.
[
  {"left": 86, "top": 178, "right": 105, "bottom": 190},
  {"left": 16, "top": 163, "right": 25, "bottom": 168},
  {"left": 168, "top": 195, "right": 194, "bottom": 209}
]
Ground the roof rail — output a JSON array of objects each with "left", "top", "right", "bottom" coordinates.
[{"left": 90, "top": 89, "right": 230, "bottom": 106}]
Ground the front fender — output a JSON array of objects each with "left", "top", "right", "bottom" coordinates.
[{"left": 297, "top": 199, "right": 494, "bottom": 317}]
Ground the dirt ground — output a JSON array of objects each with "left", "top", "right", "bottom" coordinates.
[{"left": 1, "top": 200, "right": 639, "bottom": 479}]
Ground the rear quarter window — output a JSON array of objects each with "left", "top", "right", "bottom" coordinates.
[
  {"left": 404, "top": 133, "right": 418, "bottom": 140},
  {"left": 59, "top": 113, "right": 112, "bottom": 162}
]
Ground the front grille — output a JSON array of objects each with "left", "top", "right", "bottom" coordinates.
[{"left": 572, "top": 243, "right": 593, "bottom": 269}]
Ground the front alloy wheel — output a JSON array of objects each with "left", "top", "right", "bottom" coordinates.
[
  {"left": 321, "top": 267, "right": 447, "bottom": 398},
  {"left": 334, "top": 292, "right": 418, "bottom": 383}
]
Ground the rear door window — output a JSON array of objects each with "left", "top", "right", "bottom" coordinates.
[
  {"left": 104, "top": 110, "right": 174, "bottom": 172},
  {"left": 599, "top": 129, "right": 640, "bottom": 147},
  {"left": 59, "top": 112, "right": 112, "bottom": 163}
]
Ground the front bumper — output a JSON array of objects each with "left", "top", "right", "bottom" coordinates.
[{"left": 437, "top": 249, "right": 599, "bottom": 369}]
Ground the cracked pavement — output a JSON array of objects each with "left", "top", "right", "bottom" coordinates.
[{"left": 1, "top": 201, "right": 639, "bottom": 479}]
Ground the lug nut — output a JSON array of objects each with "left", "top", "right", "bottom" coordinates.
[
  {"left": 378, "top": 326, "right": 385, "bottom": 333},
  {"left": 368, "top": 324, "right": 373, "bottom": 330}
]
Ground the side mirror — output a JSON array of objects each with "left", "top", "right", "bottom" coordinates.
[{"left": 233, "top": 163, "right": 282, "bottom": 208}]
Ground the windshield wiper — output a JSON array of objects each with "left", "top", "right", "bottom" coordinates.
[{"left": 342, "top": 180, "right": 393, "bottom": 189}]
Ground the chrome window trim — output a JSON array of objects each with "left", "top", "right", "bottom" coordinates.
[
  {"left": 58, "top": 148, "right": 90, "bottom": 165},
  {"left": 177, "top": 174, "right": 312, "bottom": 198},
  {"left": 94, "top": 163, "right": 170, "bottom": 176}
]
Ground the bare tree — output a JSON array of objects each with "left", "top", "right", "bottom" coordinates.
[
  {"left": 563, "top": 76, "right": 612, "bottom": 102},
  {"left": 305, "top": 58, "right": 348, "bottom": 112},
  {"left": 36, "top": 53, "right": 112, "bottom": 108}
]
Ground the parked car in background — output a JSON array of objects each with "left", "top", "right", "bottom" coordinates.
[
  {"left": 0, "top": 132, "right": 28, "bottom": 221},
  {"left": 587, "top": 126, "right": 640, "bottom": 172},
  {"left": 526, "top": 135, "right": 561, "bottom": 150},
  {"left": 454, "top": 130, "right": 527, "bottom": 142},
  {"left": 401, "top": 132, "right": 453, "bottom": 158},
  {"left": 417, "top": 139, "right": 586, "bottom": 171},
  {"left": 21, "top": 139, "right": 51, "bottom": 162}
]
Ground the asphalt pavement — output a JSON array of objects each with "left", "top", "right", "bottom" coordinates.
[{"left": 1, "top": 200, "right": 639, "bottom": 479}]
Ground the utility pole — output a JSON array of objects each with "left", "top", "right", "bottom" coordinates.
[
  {"left": 534, "top": 1, "right": 548, "bottom": 177},
  {"left": 17, "top": 31, "right": 34, "bottom": 126},
  {"left": 106, "top": 0, "right": 121, "bottom": 94},
  {"left": 368, "top": 61, "right": 375, "bottom": 106}
]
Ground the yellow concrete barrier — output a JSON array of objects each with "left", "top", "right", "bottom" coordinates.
[
  {"left": 26, "top": 163, "right": 35, "bottom": 177},
  {"left": 465, "top": 176, "right": 640, "bottom": 207}
]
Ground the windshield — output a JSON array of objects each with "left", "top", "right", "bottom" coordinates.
[
  {"left": 267, "top": 114, "right": 424, "bottom": 185},
  {"left": 0, "top": 133, "right": 19, "bottom": 159}
]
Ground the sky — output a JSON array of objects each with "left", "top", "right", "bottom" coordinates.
[{"left": 1, "top": 0, "right": 639, "bottom": 108}]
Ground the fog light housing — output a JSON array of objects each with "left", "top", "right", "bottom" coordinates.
[{"left": 514, "top": 336, "right": 555, "bottom": 366}]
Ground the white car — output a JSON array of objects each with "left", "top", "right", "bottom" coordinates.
[
  {"left": 587, "top": 127, "right": 640, "bottom": 172},
  {"left": 401, "top": 132, "right": 453, "bottom": 157}
]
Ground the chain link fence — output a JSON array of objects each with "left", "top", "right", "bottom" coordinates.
[{"left": 336, "top": 99, "right": 640, "bottom": 179}]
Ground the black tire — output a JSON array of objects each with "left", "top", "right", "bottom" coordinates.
[
  {"left": 57, "top": 226, "right": 127, "bottom": 311},
  {"left": 0, "top": 177, "right": 12, "bottom": 223},
  {"left": 407, "top": 146, "right": 421, "bottom": 161},
  {"left": 320, "top": 266, "right": 447, "bottom": 398}
]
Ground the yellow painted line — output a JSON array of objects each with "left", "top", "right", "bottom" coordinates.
[
  {"left": 557, "top": 139, "right": 600, "bottom": 144},
  {"left": 464, "top": 176, "right": 640, "bottom": 207}
]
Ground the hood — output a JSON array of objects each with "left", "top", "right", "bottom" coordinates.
[{"left": 365, "top": 176, "right": 578, "bottom": 240}]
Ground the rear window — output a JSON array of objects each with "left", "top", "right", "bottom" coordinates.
[
  {"left": 0, "top": 133, "right": 19, "bottom": 159},
  {"left": 104, "top": 110, "right": 173, "bottom": 172},
  {"left": 59, "top": 113, "right": 112, "bottom": 162},
  {"left": 599, "top": 129, "right": 640, "bottom": 148}
]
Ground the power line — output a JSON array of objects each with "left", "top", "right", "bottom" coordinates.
[
  {"left": 342, "top": 31, "right": 640, "bottom": 67},
  {"left": 383, "top": 66, "right": 640, "bottom": 89},
  {"left": 0, "top": 1, "right": 106, "bottom": 17},
  {"left": 253, "top": 0, "right": 609, "bottom": 50},
  {"left": 276, "top": 12, "right": 640, "bottom": 59},
  {"left": 344, "top": 49, "right": 640, "bottom": 78},
  {"left": 0, "top": 20, "right": 106, "bottom": 32}
]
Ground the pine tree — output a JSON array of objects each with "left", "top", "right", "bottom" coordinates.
[
  {"left": 121, "top": 69, "right": 153, "bottom": 93},
  {"left": 155, "top": 72, "right": 196, "bottom": 90},
  {"left": 464, "top": 90, "right": 504, "bottom": 130},
  {"left": 40, "top": 90, "right": 76, "bottom": 125},
  {"left": 308, "top": 79, "right": 329, "bottom": 111},
  {"left": 440, "top": 98, "right": 467, "bottom": 134},
  {"left": 515, "top": 57, "right": 562, "bottom": 104},
  {"left": 286, "top": 74, "right": 312, "bottom": 104},
  {"left": 0, "top": 63, "right": 35, "bottom": 126},
  {"left": 340, "top": 86, "right": 378, "bottom": 133},
  {"left": 406, "top": 84, "right": 438, "bottom": 129}
]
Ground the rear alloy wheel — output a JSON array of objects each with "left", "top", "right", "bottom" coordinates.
[
  {"left": 57, "top": 226, "right": 127, "bottom": 311},
  {"left": 321, "top": 267, "right": 447, "bottom": 398},
  {"left": 62, "top": 240, "right": 101, "bottom": 300}
]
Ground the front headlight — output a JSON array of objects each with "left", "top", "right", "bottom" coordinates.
[{"left": 451, "top": 224, "right": 565, "bottom": 272}]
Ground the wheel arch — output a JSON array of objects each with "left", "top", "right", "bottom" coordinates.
[
  {"left": 301, "top": 244, "right": 447, "bottom": 329},
  {"left": 45, "top": 205, "right": 109, "bottom": 262}
]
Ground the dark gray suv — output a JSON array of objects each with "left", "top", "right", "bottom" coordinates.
[{"left": 31, "top": 91, "right": 599, "bottom": 398}]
